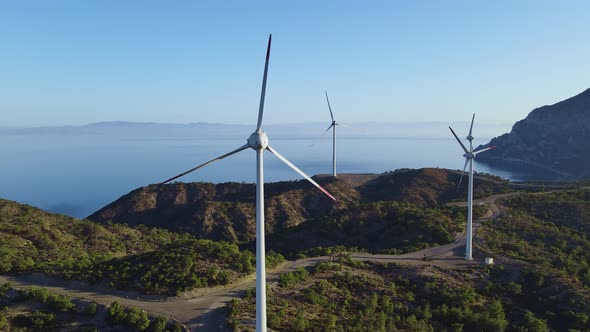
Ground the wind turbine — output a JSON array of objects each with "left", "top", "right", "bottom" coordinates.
[
  {"left": 322, "top": 91, "right": 341, "bottom": 177},
  {"left": 449, "top": 114, "right": 495, "bottom": 260},
  {"left": 158, "top": 35, "right": 336, "bottom": 332}
]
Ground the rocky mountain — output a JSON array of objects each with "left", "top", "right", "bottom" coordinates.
[
  {"left": 477, "top": 88, "right": 590, "bottom": 179},
  {"left": 87, "top": 168, "right": 511, "bottom": 245}
]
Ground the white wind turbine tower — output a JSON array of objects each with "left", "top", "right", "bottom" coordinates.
[
  {"left": 158, "top": 35, "right": 336, "bottom": 332},
  {"left": 449, "top": 114, "right": 495, "bottom": 260},
  {"left": 322, "top": 91, "right": 341, "bottom": 177}
]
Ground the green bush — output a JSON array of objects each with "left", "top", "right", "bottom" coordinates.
[
  {"left": 0, "top": 283, "right": 10, "bottom": 298},
  {"left": 149, "top": 315, "right": 168, "bottom": 332},
  {"left": 125, "top": 307, "right": 150, "bottom": 331},
  {"left": 279, "top": 267, "right": 309, "bottom": 288},
  {"left": 84, "top": 302, "right": 98, "bottom": 316},
  {"left": 0, "top": 313, "right": 8, "bottom": 330},
  {"left": 48, "top": 294, "right": 75, "bottom": 312},
  {"left": 13, "top": 311, "right": 57, "bottom": 329},
  {"left": 106, "top": 301, "right": 126, "bottom": 324},
  {"left": 266, "top": 251, "right": 285, "bottom": 268}
]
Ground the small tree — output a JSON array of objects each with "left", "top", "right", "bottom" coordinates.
[
  {"left": 84, "top": 302, "right": 98, "bottom": 316},
  {"left": 149, "top": 315, "right": 168, "bottom": 332},
  {"left": 107, "top": 301, "right": 126, "bottom": 324},
  {"left": 0, "top": 312, "right": 9, "bottom": 330},
  {"left": 293, "top": 311, "right": 309, "bottom": 331},
  {"left": 523, "top": 310, "right": 549, "bottom": 332},
  {"left": 170, "top": 322, "right": 183, "bottom": 332},
  {"left": 135, "top": 309, "right": 150, "bottom": 331},
  {"left": 49, "top": 294, "right": 75, "bottom": 312},
  {"left": 126, "top": 307, "right": 140, "bottom": 325}
]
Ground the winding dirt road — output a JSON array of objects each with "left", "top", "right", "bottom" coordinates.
[{"left": 0, "top": 192, "right": 515, "bottom": 331}]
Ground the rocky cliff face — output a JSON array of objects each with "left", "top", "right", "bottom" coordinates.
[{"left": 477, "top": 88, "right": 590, "bottom": 179}]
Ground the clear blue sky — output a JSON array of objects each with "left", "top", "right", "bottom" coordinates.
[{"left": 0, "top": 0, "right": 589, "bottom": 127}]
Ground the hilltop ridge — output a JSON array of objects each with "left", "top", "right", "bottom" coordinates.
[{"left": 87, "top": 168, "right": 510, "bottom": 246}]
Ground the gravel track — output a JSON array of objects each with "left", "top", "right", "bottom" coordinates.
[{"left": 0, "top": 191, "right": 534, "bottom": 331}]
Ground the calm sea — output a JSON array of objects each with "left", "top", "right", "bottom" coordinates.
[{"left": 0, "top": 135, "right": 557, "bottom": 218}]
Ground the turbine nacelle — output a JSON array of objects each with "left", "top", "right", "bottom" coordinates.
[
  {"left": 466, "top": 135, "right": 474, "bottom": 141},
  {"left": 463, "top": 152, "right": 475, "bottom": 159},
  {"left": 248, "top": 130, "right": 269, "bottom": 150}
]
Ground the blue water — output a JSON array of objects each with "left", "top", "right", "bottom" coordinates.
[{"left": 0, "top": 135, "right": 556, "bottom": 218}]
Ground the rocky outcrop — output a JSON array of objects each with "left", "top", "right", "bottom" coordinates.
[{"left": 477, "top": 88, "right": 590, "bottom": 179}]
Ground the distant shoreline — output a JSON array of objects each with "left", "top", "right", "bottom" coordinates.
[
  {"left": 0, "top": 121, "right": 512, "bottom": 140},
  {"left": 476, "top": 156, "right": 571, "bottom": 181}
]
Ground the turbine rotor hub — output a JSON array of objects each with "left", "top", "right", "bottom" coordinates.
[
  {"left": 248, "top": 130, "right": 269, "bottom": 150},
  {"left": 466, "top": 135, "right": 474, "bottom": 141},
  {"left": 463, "top": 152, "right": 475, "bottom": 159}
]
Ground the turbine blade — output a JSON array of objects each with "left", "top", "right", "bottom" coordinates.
[
  {"left": 325, "top": 91, "right": 335, "bottom": 122},
  {"left": 266, "top": 145, "right": 336, "bottom": 201},
  {"left": 449, "top": 126, "right": 469, "bottom": 154},
  {"left": 456, "top": 158, "right": 469, "bottom": 191},
  {"left": 468, "top": 113, "right": 475, "bottom": 138},
  {"left": 322, "top": 124, "right": 334, "bottom": 136},
  {"left": 159, "top": 144, "right": 249, "bottom": 184},
  {"left": 256, "top": 34, "right": 272, "bottom": 131},
  {"left": 474, "top": 145, "right": 496, "bottom": 155}
]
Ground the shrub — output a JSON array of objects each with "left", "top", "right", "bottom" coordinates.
[
  {"left": 84, "top": 302, "right": 98, "bottom": 316},
  {"left": 279, "top": 267, "right": 309, "bottom": 288},
  {"left": 149, "top": 315, "right": 168, "bottom": 332},
  {"left": 106, "top": 301, "right": 126, "bottom": 324},
  {"left": 48, "top": 294, "right": 75, "bottom": 312}
]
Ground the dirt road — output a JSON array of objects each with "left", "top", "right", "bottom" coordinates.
[{"left": 0, "top": 192, "right": 515, "bottom": 331}]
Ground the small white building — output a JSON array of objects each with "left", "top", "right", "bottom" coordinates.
[{"left": 485, "top": 257, "right": 494, "bottom": 265}]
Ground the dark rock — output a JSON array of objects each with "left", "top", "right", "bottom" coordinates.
[{"left": 477, "top": 88, "right": 590, "bottom": 179}]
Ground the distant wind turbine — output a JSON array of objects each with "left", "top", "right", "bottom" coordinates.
[
  {"left": 158, "top": 35, "right": 336, "bottom": 332},
  {"left": 323, "top": 91, "right": 342, "bottom": 177},
  {"left": 449, "top": 114, "right": 495, "bottom": 260}
]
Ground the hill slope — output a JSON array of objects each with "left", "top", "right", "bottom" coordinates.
[
  {"left": 88, "top": 168, "right": 512, "bottom": 249},
  {"left": 229, "top": 258, "right": 590, "bottom": 331},
  {"left": 477, "top": 88, "right": 590, "bottom": 179},
  {"left": 0, "top": 199, "right": 256, "bottom": 295}
]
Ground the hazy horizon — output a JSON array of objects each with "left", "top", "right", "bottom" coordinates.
[{"left": 0, "top": 120, "right": 514, "bottom": 141}]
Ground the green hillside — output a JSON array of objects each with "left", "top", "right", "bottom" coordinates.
[
  {"left": 0, "top": 283, "right": 183, "bottom": 331},
  {"left": 0, "top": 199, "right": 256, "bottom": 295},
  {"left": 88, "top": 168, "right": 512, "bottom": 253},
  {"left": 267, "top": 202, "right": 482, "bottom": 256},
  {"left": 229, "top": 258, "right": 589, "bottom": 331},
  {"left": 0, "top": 169, "right": 517, "bottom": 296}
]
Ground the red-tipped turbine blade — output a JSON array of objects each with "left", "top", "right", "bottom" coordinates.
[
  {"left": 266, "top": 145, "right": 336, "bottom": 201},
  {"left": 159, "top": 144, "right": 249, "bottom": 184},
  {"left": 474, "top": 145, "right": 496, "bottom": 155},
  {"left": 256, "top": 34, "right": 272, "bottom": 131}
]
